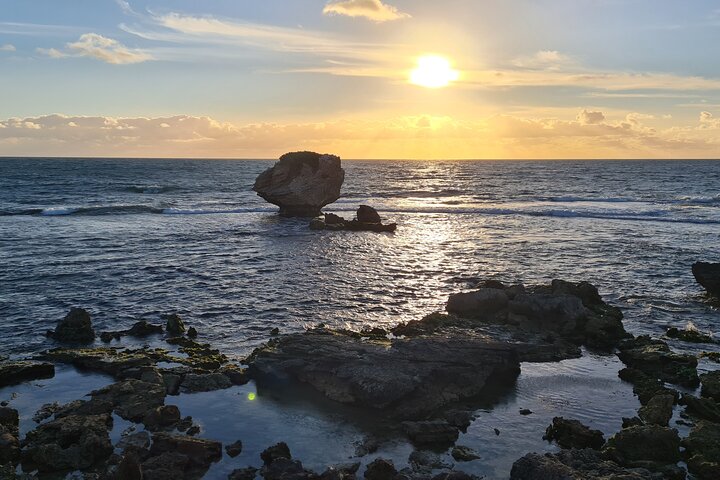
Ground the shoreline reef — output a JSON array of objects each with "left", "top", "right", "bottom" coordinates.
[{"left": 1, "top": 274, "right": 719, "bottom": 480}]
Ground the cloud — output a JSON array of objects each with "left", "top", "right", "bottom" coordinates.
[
  {"left": 38, "top": 33, "right": 153, "bottom": 64},
  {"left": 512, "top": 50, "right": 572, "bottom": 70},
  {"left": 323, "top": 0, "right": 410, "bottom": 22},
  {"left": 2, "top": 110, "right": 719, "bottom": 159},
  {"left": 0, "top": 44, "right": 15, "bottom": 52},
  {"left": 577, "top": 109, "right": 606, "bottom": 125}
]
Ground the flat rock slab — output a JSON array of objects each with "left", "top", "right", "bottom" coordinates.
[
  {"left": 247, "top": 329, "right": 520, "bottom": 419},
  {"left": 0, "top": 361, "right": 55, "bottom": 387}
]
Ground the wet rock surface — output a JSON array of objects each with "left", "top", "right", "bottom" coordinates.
[
  {"left": 90, "top": 379, "right": 166, "bottom": 421},
  {"left": 510, "top": 449, "right": 663, "bottom": 479},
  {"left": 446, "top": 279, "right": 627, "bottom": 349},
  {"left": 247, "top": 328, "right": 520, "bottom": 419},
  {"left": 692, "top": 261, "right": 720, "bottom": 297},
  {"left": 543, "top": 417, "right": 605, "bottom": 449},
  {"left": 682, "top": 421, "right": 720, "bottom": 480},
  {"left": 617, "top": 336, "right": 699, "bottom": 387},
  {"left": 638, "top": 394, "right": 675, "bottom": 426},
  {"left": 0, "top": 360, "right": 55, "bottom": 387},
  {"left": 0, "top": 406, "right": 20, "bottom": 465},
  {"left": 603, "top": 424, "right": 681, "bottom": 468},
  {"left": 253, "top": 151, "right": 345, "bottom": 217},
  {"left": 21, "top": 413, "right": 113, "bottom": 473}
]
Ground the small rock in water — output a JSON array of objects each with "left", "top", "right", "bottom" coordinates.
[
  {"left": 357, "top": 205, "right": 381, "bottom": 224},
  {"left": 403, "top": 420, "right": 460, "bottom": 448},
  {"left": 666, "top": 326, "right": 715, "bottom": 344},
  {"left": 186, "top": 425, "right": 201, "bottom": 436},
  {"left": 261, "top": 442, "right": 292, "bottom": 465},
  {"left": 519, "top": 408, "right": 533, "bottom": 415},
  {"left": 165, "top": 314, "right": 186, "bottom": 335},
  {"left": 187, "top": 326, "right": 198, "bottom": 338},
  {"left": 494, "top": 428, "right": 500, "bottom": 436},
  {"left": 543, "top": 417, "right": 605, "bottom": 450},
  {"left": 226, "top": 440, "right": 243, "bottom": 458},
  {"left": 452, "top": 445, "right": 481, "bottom": 462},
  {"left": 50, "top": 307, "right": 95, "bottom": 343},
  {"left": 270, "top": 327, "right": 280, "bottom": 336}
]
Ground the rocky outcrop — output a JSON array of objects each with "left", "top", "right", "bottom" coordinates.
[
  {"left": 402, "top": 420, "right": 460, "bottom": 448},
  {"left": 21, "top": 413, "right": 113, "bottom": 473},
  {"left": 682, "top": 421, "right": 720, "bottom": 480},
  {"left": 0, "top": 360, "right": 54, "bottom": 387},
  {"left": 47, "top": 307, "right": 95, "bottom": 343},
  {"left": 247, "top": 328, "right": 520, "bottom": 419},
  {"left": 692, "top": 261, "right": 720, "bottom": 297},
  {"left": 166, "top": 313, "right": 186, "bottom": 335},
  {"left": 543, "top": 417, "right": 605, "bottom": 450},
  {"left": 0, "top": 407, "right": 20, "bottom": 466},
  {"left": 310, "top": 206, "right": 397, "bottom": 233},
  {"left": 638, "top": 394, "right": 674, "bottom": 426},
  {"left": 617, "top": 336, "right": 699, "bottom": 387},
  {"left": 701, "top": 371, "right": 720, "bottom": 402},
  {"left": 510, "top": 449, "right": 663, "bottom": 479},
  {"left": 100, "top": 320, "right": 163, "bottom": 343},
  {"left": 602, "top": 425, "right": 681, "bottom": 470},
  {"left": 90, "top": 379, "right": 166, "bottom": 421},
  {"left": 446, "top": 280, "right": 627, "bottom": 349},
  {"left": 254, "top": 151, "right": 345, "bottom": 217}
]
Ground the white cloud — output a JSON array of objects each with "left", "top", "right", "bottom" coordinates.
[
  {"left": 38, "top": 33, "right": 152, "bottom": 64},
  {"left": 0, "top": 44, "right": 15, "bottom": 52},
  {"left": 323, "top": 0, "right": 410, "bottom": 22},
  {"left": 699, "top": 111, "right": 720, "bottom": 128}
]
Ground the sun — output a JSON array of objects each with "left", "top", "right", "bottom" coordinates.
[{"left": 410, "top": 55, "right": 459, "bottom": 88}]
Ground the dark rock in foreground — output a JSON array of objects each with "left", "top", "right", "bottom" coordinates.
[
  {"left": 0, "top": 407, "right": 20, "bottom": 465},
  {"left": 682, "top": 421, "right": 720, "bottom": 480},
  {"left": 0, "top": 360, "right": 55, "bottom": 387},
  {"left": 21, "top": 413, "right": 113, "bottom": 473},
  {"left": 47, "top": 307, "right": 95, "bottom": 343},
  {"left": 692, "top": 261, "right": 720, "bottom": 297},
  {"left": 603, "top": 424, "right": 681, "bottom": 469},
  {"left": 247, "top": 328, "right": 520, "bottom": 420},
  {"left": 543, "top": 416, "right": 605, "bottom": 450},
  {"left": 638, "top": 394, "right": 674, "bottom": 426},
  {"left": 510, "top": 449, "right": 663, "bottom": 479},
  {"left": 254, "top": 151, "right": 345, "bottom": 217}
]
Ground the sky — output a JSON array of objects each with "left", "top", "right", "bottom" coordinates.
[{"left": 1, "top": 0, "right": 720, "bottom": 159}]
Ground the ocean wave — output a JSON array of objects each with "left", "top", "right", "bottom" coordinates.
[
  {"left": 38, "top": 205, "right": 164, "bottom": 216},
  {"left": 125, "top": 185, "right": 178, "bottom": 194},
  {"left": 544, "top": 196, "right": 637, "bottom": 203},
  {"left": 677, "top": 194, "right": 720, "bottom": 204}
]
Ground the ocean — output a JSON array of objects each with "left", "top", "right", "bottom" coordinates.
[
  {"left": 1, "top": 158, "right": 718, "bottom": 356},
  {"left": 1, "top": 158, "right": 719, "bottom": 478}
]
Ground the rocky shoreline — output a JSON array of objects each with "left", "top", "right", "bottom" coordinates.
[{"left": 1, "top": 274, "right": 719, "bottom": 479}]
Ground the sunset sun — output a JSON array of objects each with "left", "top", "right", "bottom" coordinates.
[{"left": 410, "top": 55, "right": 460, "bottom": 88}]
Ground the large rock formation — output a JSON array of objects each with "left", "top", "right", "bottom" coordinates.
[
  {"left": 246, "top": 328, "right": 520, "bottom": 419},
  {"left": 253, "top": 151, "right": 345, "bottom": 217},
  {"left": 446, "top": 279, "right": 627, "bottom": 349},
  {"left": 692, "top": 262, "right": 720, "bottom": 297}
]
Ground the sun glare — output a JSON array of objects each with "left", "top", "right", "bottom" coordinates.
[{"left": 410, "top": 55, "right": 459, "bottom": 88}]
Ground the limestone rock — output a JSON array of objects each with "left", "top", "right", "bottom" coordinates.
[{"left": 253, "top": 151, "right": 345, "bottom": 217}]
